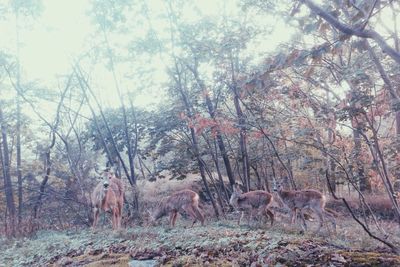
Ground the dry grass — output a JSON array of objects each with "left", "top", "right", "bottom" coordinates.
[
  {"left": 137, "top": 173, "right": 203, "bottom": 202},
  {"left": 326, "top": 194, "right": 396, "bottom": 219}
]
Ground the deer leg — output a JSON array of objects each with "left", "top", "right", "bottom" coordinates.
[
  {"left": 111, "top": 207, "right": 118, "bottom": 230},
  {"left": 117, "top": 206, "right": 122, "bottom": 229},
  {"left": 290, "top": 208, "right": 298, "bottom": 224},
  {"left": 298, "top": 209, "right": 308, "bottom": 233},
  {"left": 266, "top": 208, "right": 274, "bottom": 226},
  {"left": 110, "top": 210, "right": 115, "bottom": 229},
  {"left": 323, "top": 209, "right": 336, "bottom": 234},
  {"left": 255, "top": 208, "right": 261, "bottom": 226},
  {"left": 181, "top": 205, "right": 196, "bottom": 227},
  {"left": 238, "top": 211, "right": 244, "bottom": 225},
  {"left": 92, "top": 207, "right": 100, "bottom": 229},
  {"left": 187, "top": 204, "right": 205, "bottom": 227},
  {"left": 117, "top": 200, "right": 123, "bottom": 229},
  {"left": 171, "top": 211, "right": 178, "bottom": 227},
  {"left": 248, "top": 209, "right": 254, "bottom": 226},
  {"left": 313, "top": 208, "right": 324, "bottom": 234},
  {"left": 188, "top": 205, "right": 204, "bottom": 227},
  {"left": 114, "top": 207, "right": 119, "bottom": 229},
  {"left": 192, "top": 205, "right": 205, "bottom": 226},
  {"left": 113, "top": 208, "right": 118, "bottom": 230},
  {"left": 256, "top": 207, "right": 264, "bottom": 226},
  {"left": 169, "top": 211, "right": 175, "bottom": 227},
  {"left": 287, "top": 208, "right": 296, "bottom": 226},
  {"left": 117, "top": 209, "right": 122, "bottom": 229}
]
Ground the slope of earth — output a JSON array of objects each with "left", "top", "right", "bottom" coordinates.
[{"left": 1, "top": 220, "right": 399, "bottom": 267}]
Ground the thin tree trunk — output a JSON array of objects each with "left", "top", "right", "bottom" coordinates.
[
  {"left": 251, "top": 164, "right": 264, "bottom": 190},
  {"left": 173, "top": 61, "right": 220, "bottom": 218},
  {"left": 201, "top": 132, "right": 230, "bottom": 202},
  {"left": 233, "top": 90, "right": 251, "bottom": 192},
  {"left": 349, "top": 88, "right": 370, "bottom": 192},
  {"left": 325, "top": 89, "right": 336, "bottom": 193},
  {"left": 31, "top": 82, "right": 69, "bottom": 219},
  {"left": 0, "top": 105, "right": 16, "bottom": 232},
  {"left": 32, "top": 132, "right": 55, "bottom": 219},
  {"left": 228, "top": 49, "right": 250, "bottom": 191},
  {"left": 16, "top": 96, "right": 23, "bottom": 223},
  {"left": 15, "top": 11, "right": 23, "bottom": 225},
  {"left": 187, "top": 64, "right": 236, "bottom": 188},
  {"left": 74, "top": 65, "right": 131, "bottom": 183},
  {"left": 102, "top": 27, "right": 137, "bottom": 185}
]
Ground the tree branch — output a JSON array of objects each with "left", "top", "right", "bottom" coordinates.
[{"left": 302, "top": 0, "right": 400, "bottom": 64}]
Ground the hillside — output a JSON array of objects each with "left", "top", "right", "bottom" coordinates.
[{"left": 1, "top": 218, "right": 400, "bottom": 267}]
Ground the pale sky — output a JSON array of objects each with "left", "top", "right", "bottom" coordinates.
[{"left": 0, "top": 0, "right": 295, "bottom": 113}]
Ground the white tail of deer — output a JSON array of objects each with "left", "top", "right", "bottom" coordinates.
[
  {"left": 91, "top": 169, "right": 124, "bottom": 230},
  {"left": 273, "top": 181, "right": 336, "bottom": 233},
  {"left": 149, "top": 189, "right": 205, "bottom": 227},
  {"left": 229, "top": 184, "right": 274, "bottom": 226}
]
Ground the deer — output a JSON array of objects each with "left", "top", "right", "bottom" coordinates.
[
  {"left": 273, "top": 181, "right": 336, "bottom": 234},
  {"left": 229, "top": 184, "right": 274, "bottom": 226},
  {"left": 148, "top": 189, "right": 205, "bottom": 227},
  {"left": 91, "top": 168, "right": 124, "bottom": 230}
]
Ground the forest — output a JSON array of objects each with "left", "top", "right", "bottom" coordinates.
[{"left": 1, "top": 0, "right": 400, "bottom": 266}]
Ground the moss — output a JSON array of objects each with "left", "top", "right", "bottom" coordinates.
[{"left": 339, "top": 251, "right": 400, "bottom": 266}]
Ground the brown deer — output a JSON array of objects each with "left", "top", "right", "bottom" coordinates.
[
  {"left": 149, "top": 189, "right": 205, "bottom": 227},
  {"left": 91, "top": 169, "right": 124, "bottom": 230},
  {"left": 229, "top": 184, "right": 274, "bottom": 226},
  {"left": 273, "top": 181, "right": 336, "bottom": 233}
]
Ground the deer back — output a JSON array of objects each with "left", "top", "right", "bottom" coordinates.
[
  {"left": 278, "top": 189, "right": 325, "bottom": 210},
  {"left": 151, "top": 189, "right": 199, "bottom": 220},
  {"left": 231, "top": 190, "right": 273, "bottom": 210},
  {"left": 169, "top": 189, "right": 198, "bottom": 206}
]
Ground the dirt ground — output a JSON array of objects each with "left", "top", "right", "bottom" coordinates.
[{"left": 1, "top": 216, "right": 400, "bottom": 267}]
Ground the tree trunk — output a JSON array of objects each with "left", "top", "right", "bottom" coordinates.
[
  {"left": 0, "top": 105, "right": 16, "bottom": 233},
  {"left": 174, "top": 61, "right": 220, "bottom": 218},
  {"left": 102, "top": 27, "right": 137, "bottom": 186},
  {"left": 15, "top": 11, "right": 23, "bottom": 225},
  {"left": 349, "top": 89, "right": 370, "bottom": 192},
  {"left": 32, "top": 135, "right": 54, "bottom": 219},
  {"left": 205, "top": 94, "right": 236, "bottom": 188},
  {"left": 74, "top": 66, "right": 131, "bottom": 184},
  {"left": 326, "top": 90, "right": 337, "bottom": 193},
  {"left": 187, "top": 62, "right": 236, "bottom": 188},
  {"left": 16, "top": 96, "right": 23, "bottom": 223},
  {"left": 233, "top": 90, "right": 251, "bottom": 191},
  {"left": 201, "top": 133, "right": 230, "bottom": 202}
]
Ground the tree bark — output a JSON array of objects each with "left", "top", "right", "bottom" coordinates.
[{"left": 0, "top": 105, "right": 16, "bottom": 216}]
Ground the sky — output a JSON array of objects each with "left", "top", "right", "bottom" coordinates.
[{"left": 0, "top": 0, "right": 295, "bottom": 114}]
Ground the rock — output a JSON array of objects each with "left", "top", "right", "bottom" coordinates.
[
  {"left": 129, "top": 259, "right": 158, "bottom": 267},
  {"left": 57, "top": 257, "right": 73, "bottom": 266},
  {"left": 331, "top": 253, "right": 347, "bottom": 263},
  {"left": 130, "top": 247, "right": 162, "bottom": 260}
]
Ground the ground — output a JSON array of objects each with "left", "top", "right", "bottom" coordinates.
[{"left": 1, "top": 217, "right": 400, "bottom": 267}]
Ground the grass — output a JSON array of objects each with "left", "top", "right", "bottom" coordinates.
[{"left": 1, "top": 215, "right": 399, "bottom": 267}]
